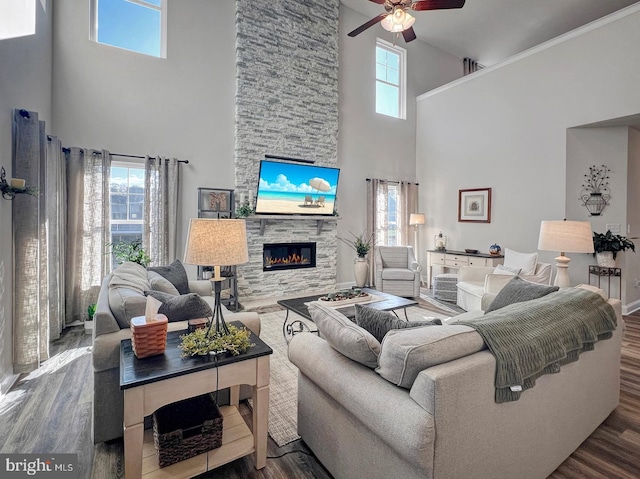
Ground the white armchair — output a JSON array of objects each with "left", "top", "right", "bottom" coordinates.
[
  {"left": 456, "top": 262, "right": 552, "bottom": 311},
  {"left": 375, "top": 246, "right": 421, "bottom": 298}
]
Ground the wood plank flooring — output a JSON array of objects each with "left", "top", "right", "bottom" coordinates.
[{"left": 0, "top": 313, "right": 638, "bottom": 479}]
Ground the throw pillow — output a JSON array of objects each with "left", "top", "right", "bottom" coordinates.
[
  {"left": 148, "top": 270, "right": 180, "bottom": 295},
  {"left": 308, "top": 302, "right": 380, "bottom": 369},
  {"left": 148, "top": 259, "right": 190, "bottom": 295},
  {"left": 493, "top": 264, "right": 521, "bottom": 275},
  {"left": 354, "top": 304, "right": 441, "bottom": 343},
  {"left": 503, "top": 248, "right": 538, "bottom": 275},
  {"left": 485, "top": 276, "right": 559, "bottom": 313},
  {"left": 376, "top": 325, "right": 486, "bottom": 389},
  {"left": 144, "top": 290, "right": 212, "bottom": 322}
]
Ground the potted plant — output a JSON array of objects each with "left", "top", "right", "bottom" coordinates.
[
  {"left": 592, "top": 230, "right": 635, "bottom": 267},
  {"left": 338, "top": 231, "right": 374, "bottom": 287},
  {"left": 109, "top": 239, "right": 152, "bottom": 267}
]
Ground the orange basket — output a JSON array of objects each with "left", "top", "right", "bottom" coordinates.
[{"left": 131, "top": 314, "right": 168, "bottom": 359}]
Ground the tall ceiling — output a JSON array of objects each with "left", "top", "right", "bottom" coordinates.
[{"left": 341, "top": 0, "right": 640, "bottom": 66}]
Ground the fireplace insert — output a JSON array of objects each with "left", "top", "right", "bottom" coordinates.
[{"left": 263, "top": 242, "right": 316, "bottom": 271}]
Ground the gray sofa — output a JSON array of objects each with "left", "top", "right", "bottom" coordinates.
[
  {"left": 92, "top": 261, "right": 260, "bottom": 444},
  {"left": 288, "top": 286, "right": 623, "bottom": 479}
]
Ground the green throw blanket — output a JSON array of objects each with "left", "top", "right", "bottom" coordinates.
[{"left": 457, "top": 288, "right": 617, "bottom": 403}]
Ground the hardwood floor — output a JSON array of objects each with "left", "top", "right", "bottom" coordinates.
[{"left": 0, "top": 313, "right": 638, "bottom": 479}]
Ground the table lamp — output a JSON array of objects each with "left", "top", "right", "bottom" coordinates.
[
  {"left": 537, "top": 220, "right": 594, "bottom": 288},
  {"left": 184, "top": 218, "right": 249, "bottom": 336}
]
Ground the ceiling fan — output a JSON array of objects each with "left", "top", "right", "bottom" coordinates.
[{"left": 347, "top": 0, "right": 466, "bottom": 43}]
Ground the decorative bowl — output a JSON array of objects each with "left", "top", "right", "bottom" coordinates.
[{"left": 464, "top": 249, "right": 479, "bottom": 254}]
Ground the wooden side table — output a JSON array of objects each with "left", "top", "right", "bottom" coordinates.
[
  {"left": 120, "top": 324, "right": 272, "bottom": 478},
  {"left": 588, "top": 265, "right": 622, "bottom": 299}
]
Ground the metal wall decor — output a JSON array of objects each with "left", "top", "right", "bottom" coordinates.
[{"left": 580, "top": 164, "right": 610, "bottom": 216}]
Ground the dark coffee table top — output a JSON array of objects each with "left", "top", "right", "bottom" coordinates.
[
  {"left": 277, "top": 288, "right": 418, "bottom": 320},
  {"left": 120, "top": 321, "right": 272, "bottom": 390}
]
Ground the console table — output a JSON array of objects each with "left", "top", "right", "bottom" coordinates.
[
  {"left": 426, "top": 250, "right": 504, "bottom": 288},
  {"left": 588, "top": 265, "right": 622, "bottom": 299}
]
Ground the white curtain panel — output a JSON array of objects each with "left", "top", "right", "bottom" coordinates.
[
  {"left": 45, "top": 136, "right": 67, "bottom": 339},
  {"left": 399, "top": 181, "right": 419, "bottom": 249},
  {"left": 144, "top": 156, "right": 180, "bottom": 266},
  {"left": 366, "top": 178, "right": 384, "bottom": 287},
  {"left": 65, "top": 148, "right": 111, "bottom": 326}
]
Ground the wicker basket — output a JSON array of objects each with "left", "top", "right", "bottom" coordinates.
[
  {"left": 153, "top": 393, "right": 224, "bottom": 468},
  {"left": 130, "top": 314, "right": 168, "bottom": 359}
]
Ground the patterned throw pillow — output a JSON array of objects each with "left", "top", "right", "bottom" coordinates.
[
  {"left": 148, "top": 259, "right": 190, "bottom": 295},
  {"left": 144, "top": 290, "right": 212, "bottom": 322},
  {"left": 485, "top": 276, "right": 559, "bottom": 313},
  {"left": 354, "top": 304, "right": 441, "bottom": 343}
]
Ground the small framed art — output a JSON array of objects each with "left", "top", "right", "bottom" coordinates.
[{"left": 458, "top": 188, "right": 491, "bottom": 223}]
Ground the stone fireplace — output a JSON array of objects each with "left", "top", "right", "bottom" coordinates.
[{"left": 263, "top": 242, "right": 316, "bottom": 271}]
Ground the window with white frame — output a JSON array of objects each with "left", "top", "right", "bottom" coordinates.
[
  {"left": 375, "top": 39, "right": 406, "bottom": 119},
  {"left": 110, "top": 161, "right": 145, "bottom": 267},
  {"left": 91, "top": 0, "right": 167, "bottom": 58},
  {"left": 376, "top": 182, "right": 400, "bottom": 246}
]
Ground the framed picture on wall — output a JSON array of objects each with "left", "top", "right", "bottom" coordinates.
[{"left": 458, "top": 188, "right": 492, "bottom": 223}]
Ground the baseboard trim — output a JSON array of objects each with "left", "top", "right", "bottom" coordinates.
[{"left": 623, "top": 299, "right": 640, "bottom": 315}]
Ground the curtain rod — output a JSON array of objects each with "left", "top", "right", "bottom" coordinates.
[
  {"left": 109, "top": 152, "right": 189, "bottom": 164},
  {"left": 366, "top": 178, "right": 419, "bottom": 186}
]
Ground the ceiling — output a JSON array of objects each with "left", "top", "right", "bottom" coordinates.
[{"left": 341, "top": 0, "right": 640, "bottom": 66}]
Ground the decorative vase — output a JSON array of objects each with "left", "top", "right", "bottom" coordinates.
[
  {"left": 489, "top": 243, "right": 502, "bottom": 255},
  {"left": 596, "top": 251, "right": 616, "bottom": 268},
  {"left": 354, "top": 257, "right": 369, "bottom": 288}
]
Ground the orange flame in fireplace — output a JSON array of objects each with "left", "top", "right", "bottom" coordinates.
[{"left": 265, "top": 253, "right": 310, "bottom": 266}]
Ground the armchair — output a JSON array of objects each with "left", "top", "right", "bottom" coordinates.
[
  {"left": 456, "top": 262, "right": 552, "bottom": 311},
  {"left": 375, "top": 246, "right": 421, "bottom": 298}
]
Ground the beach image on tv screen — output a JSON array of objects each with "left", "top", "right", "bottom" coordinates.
[{"left": 255, "top": 160, "right": 340, "bottom": 215}]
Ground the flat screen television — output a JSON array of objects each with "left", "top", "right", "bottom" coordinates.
[{"left": 254, "top": 159, "right": 340, "bottom": 216}]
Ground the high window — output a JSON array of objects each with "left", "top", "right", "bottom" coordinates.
[
  {"left": 91, "top": 0, "right": 167, "bottom": 58},
  {"left": 375, "top": 39, "right": 406, "bottom": 119},
  {"left": 110, "top": 162, "right": 145, "bottom": 266}
]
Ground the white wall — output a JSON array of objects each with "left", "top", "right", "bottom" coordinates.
[
  {"left": 52, "top": 0, "right": 236, "bottom": 274},
  {"left": 0, "top": 0, "right": 52, "bottom": 392},
  {"left": 416, "top": 5, "right": 640, "bottom": 306},
  {"left": 336, "top": 5, "right": 462, "bottom": 284}
]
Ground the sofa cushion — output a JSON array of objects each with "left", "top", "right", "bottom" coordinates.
[
  {"left": 148, "top": 259, "right": 190, "bottom": 295},
  {"left": 503, "top": 248, "right": 538, "bottom": 275},
  {"left": 381, "top": 268, "right": 416, "bottom": 281},
  {"left": 109, "top": 261, "right": 151, "bottom": 294},
  {"left": 145, "top": 290, "right": 213, "bottom": 322},
  {"left": 485, "top": 276, "right": 559, "bottom": 313},
  {"left": 354, "top": 304, "right": 441, "bottom": 343},
  {"left": 376, "top": 325, "right": 486, "bottom": 388},
  {"left": 108, "top": 287, "right": 148, "bottom": 329},
  {"left": 308, "top": 302, "right": 380, "bottom": 369},
  {"left": 148, "top": 270, "right": 180, "bottom": 295},
  {"left": 494, "top": 264, "right": 521, "bottom": 275}
]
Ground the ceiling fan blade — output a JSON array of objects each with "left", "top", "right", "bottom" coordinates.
[
  {"left": 348, "top": 13, "right": 390, "bottom": 37},
  {"left": 411, "top": 0, "right": 466, "bottom": 11},
  {"left": 367, "top": 0, "right": 387, "bottom": 3},
  {"left": 402, "top": 27, "right": 417, "bottom": 42}
]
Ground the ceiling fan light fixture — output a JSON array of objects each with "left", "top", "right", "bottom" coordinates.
[{"left": 381, "top": 9, "right": 415, "bottom": 32}]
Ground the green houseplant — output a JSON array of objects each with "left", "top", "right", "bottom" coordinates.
[
  {"left": 338, "top": 231, "right": 374, "bottom": 288},
  {"left": 109, "top": 239, "right": 152, "bottom": 267},
  {"left": 592, "top": 230, "right": 635, "bottom": 266}
]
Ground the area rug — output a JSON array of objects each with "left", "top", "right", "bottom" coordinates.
[{"left": 252, "top": 302, "right": 454, "bottom": 447}]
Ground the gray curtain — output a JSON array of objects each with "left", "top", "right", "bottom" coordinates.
[
  {"left": 144, "top": 156, "right": 180, "bottom": 266},
  {"left": 464, "top": 58, "right": 483, "bottom": 75},
  {"left": 65, "top": 148, "right": 111, "bottom": 325},
  {"left": 399, "top": 181, "right": 419, "bottom": 249},
  {"left": 12, "top": 109, "right": 47, "bottom": 372},
  {"left": 366, "top": 179, "right": 384, "bottom": 287}
]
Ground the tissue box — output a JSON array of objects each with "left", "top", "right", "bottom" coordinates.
[{"left": 131, "top": 314, "right": 168, "bottom": 359}]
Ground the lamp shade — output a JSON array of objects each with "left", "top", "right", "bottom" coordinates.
[
  {"left": 184, "top": 218, "right": 249, "bottom": 266},
  {"left": 537, "top": 220, "right": 594, "bottom": 253},
  {"left": 409, "top": 213, "right": 426, "bottom": 226}
]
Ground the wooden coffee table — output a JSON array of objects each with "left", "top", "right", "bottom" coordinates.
[
  {"left": 120, "top": 322, "right": 272, "bottom": 478},
  {"left": 277, "top": 288, "right": 418, "bottom": 342}
]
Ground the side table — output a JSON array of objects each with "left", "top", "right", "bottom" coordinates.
[
  {"left": 120, "top": 323, "right": 272, "bottom": 478},
  {"left": 588, "top": 265, "right": 622, "bottom": 299}
]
